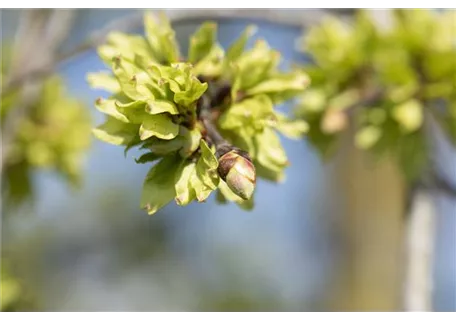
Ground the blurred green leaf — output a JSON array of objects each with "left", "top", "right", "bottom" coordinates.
[
  {"left": 226, "top": 25, "right": 257, "bottom": 63},
  {"left": 87, "top": 72, "right": 121, "bottom": 93},
  {"left": 273, "top": 112, "right": 309, "bottom": 139},
  {"left": 141, "top": 154, "right": 184, "bottom": 214},
  {"left": 245, "top": 70, "right": 310, "bottom": 103},
  {"left": 93, "top": 116, "right": 139, "bottom": 146},
  {"left": 134, "top": 152, "right": 161, "bottom": 164},
  {"left": 254, "top": 127, "right": 288, "bottom": 173},
  {"left": 218, "top": 95, "right": 274, "bottom": 131},
  {"left": 232, "top": 40, "right": 280, "bottom": 91},
  {"left": 355, "top": 126, "right": 382, "bottom": 149},
  {"left": 188, "top": 22, "right": 217, "bottom": 63},
  {"left": 392, "top": 99, "right": 423, "bottom": 133},
  {"left": 294, "top": 9, "right": 455, "bottom": 182},
  {"left": 144, "top": 12, "right": 179, "bottom": 64}
]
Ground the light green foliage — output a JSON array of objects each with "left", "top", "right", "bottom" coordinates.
[
  {"left": 295, "top": 9, "right": 456, "bottom": 180},
  {"left": 88, "top": 12, "right": 310, "bottom": 214},
  {"left": 1, "top": 75, "right": 92, "bottom": 205},
  {"left": 1, "top": 264, "right": 21, "bottom": 311}
]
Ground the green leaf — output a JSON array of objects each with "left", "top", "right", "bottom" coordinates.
[
  {"left": 373, "top": 46, "right": 418, "bottom": 86},
  {"left": 218, "top": 95, "right": 274, "bottom": 131},
  {"left": 139, "top": 114, "right": 179, "bottom": 140},
  {"left": 97, "top": 45, "right": 119, "bottom": 65},
  {"left": 134, "top": 152, "right": 162, "bottom": 164},
  {"left": 173, "top": 78, "right": 208, "bottom": 107},
  {"left": 87, "top": 72, "right": 121, "bottom": 93},
  {"left": 142, "top": 136, "right": 185, "bottom": 155},
  {"left": 196, "top": 139, "right": 219, "bottom": 189},
  {"left": 387, "top": 83, "right": 419, "bottom": 103},
  {"left": 175, "top": 161, "right": 197, "bottom": 205},
  {"left": 174, "top": 140, "right": 219, "bottom": 205},
  {"left": 273, "top": 112, "right": 309, "bottom": 139},
  {"left": 245, "top": 71, "right": 310, "bottom": 103},
  {"left": 97, "top": 32, "right": 153, "bottom": 65},
  {"left": 114, "top": 99, "right": 147, "bottom": 124},
  {"left": 232, "top": 40, "right": 280, "bottom": 90},
  {"left": 190, "top": 140, "right": 219, "bottom": 202},
  {"left": 95, "top": 98, "right": 129, "bottom": 123},
  {"left": 355, "top": 125, "right": 382, "bottom": 149},
  {"left": 193, "top": 44, "right": 225, "bottom": 78},
  {"left": 109, "top": 32, "right": 153, "bottom": 61},
  {"left": 141, "top": 154, "right": 184, "bottom": 214},
  {"left": 254, "top": 127, "right": 288, "bottom": 173},
  {"left": 92, "top": 116, "right": 139, "bottom": 146},
  {"left": 188, "top": 22, "right": 217, "bottom": 63},
  {"left": 145, "top": 99, "right": 179, "bottom": 115},
  {"left": 154, "top": 63, "right": 208, "bottom": 107},
  {"left": 179, "top": 127, "right": 202, "bottom": 157},
  {"left": 392, "top": 99, "right": 423, "bottom": 133},
  {"left": 328, "top": 89, "right": 361, "bottom": 111},
  {"left": 124, "top": 138, "right": 143, "bottom": 157},
  {"left": 112, "top": 57, "right": 151, "bottom": 101},
  {"left": 294, "top": 88, "right": 327, "bottom": 115},
  {"left": 226, "top": 25, "right": 257, "bottom": 63},
  {"left": 301, "top": 16, "right": 354, "bottom": 73},
  {"left": 144, "top": 12, "right": 179, "bottom": 64},
  {"left": 156, "top": 63, "right": 190, "bottom": 87},
  {"left": 423, "top": 51, "right": 456, "bottom": 81}
]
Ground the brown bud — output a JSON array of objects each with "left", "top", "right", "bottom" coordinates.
[
  {"left": 321, "top": 109, "right": 348, "bottom": 134},
  {"left": 218, "top": 150, "right": 256, "bottom": 200}
]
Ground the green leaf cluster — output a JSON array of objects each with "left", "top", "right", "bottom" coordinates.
[
  {"left": 1, "top": 75, "right": 92, "bottom": 205},
  {"left": 295, "top": 9, "right": 456, "bottom": 180},
  {"left": 88, "top": 13, "right": 310, "bottom": 214}
]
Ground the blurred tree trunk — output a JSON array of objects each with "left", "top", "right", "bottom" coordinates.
[{"left": 327, "top": 132, "right": 406, "bottom": 311}]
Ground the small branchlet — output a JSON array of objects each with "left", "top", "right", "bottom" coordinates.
[
  {"left": 88, "top": 13, "right": 309, "bottom": 214},
  {"left": 198, "top": 84, "right": 256, "bottom": 200}
]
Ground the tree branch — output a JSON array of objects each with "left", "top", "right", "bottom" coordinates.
[
  {"left": 197, "top": 92, "right": 228, "bottom": 148},
  {"left": 403, "top": 188, "right": 436, "bottom": 311}
]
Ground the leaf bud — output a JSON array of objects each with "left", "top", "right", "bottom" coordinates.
[{"left": 217, "top": 150, "right": 256, "bottom": 200}]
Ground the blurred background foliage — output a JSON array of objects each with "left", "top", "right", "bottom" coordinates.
[
  {"left": 295, "top": 9, "right": 455, "bottom": 182},
  {"left": 1, "top": 74, "right": 92, "bottom": 207},
  {"left": 1, "top": 9, "right": 455, "bottom": 312}
]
